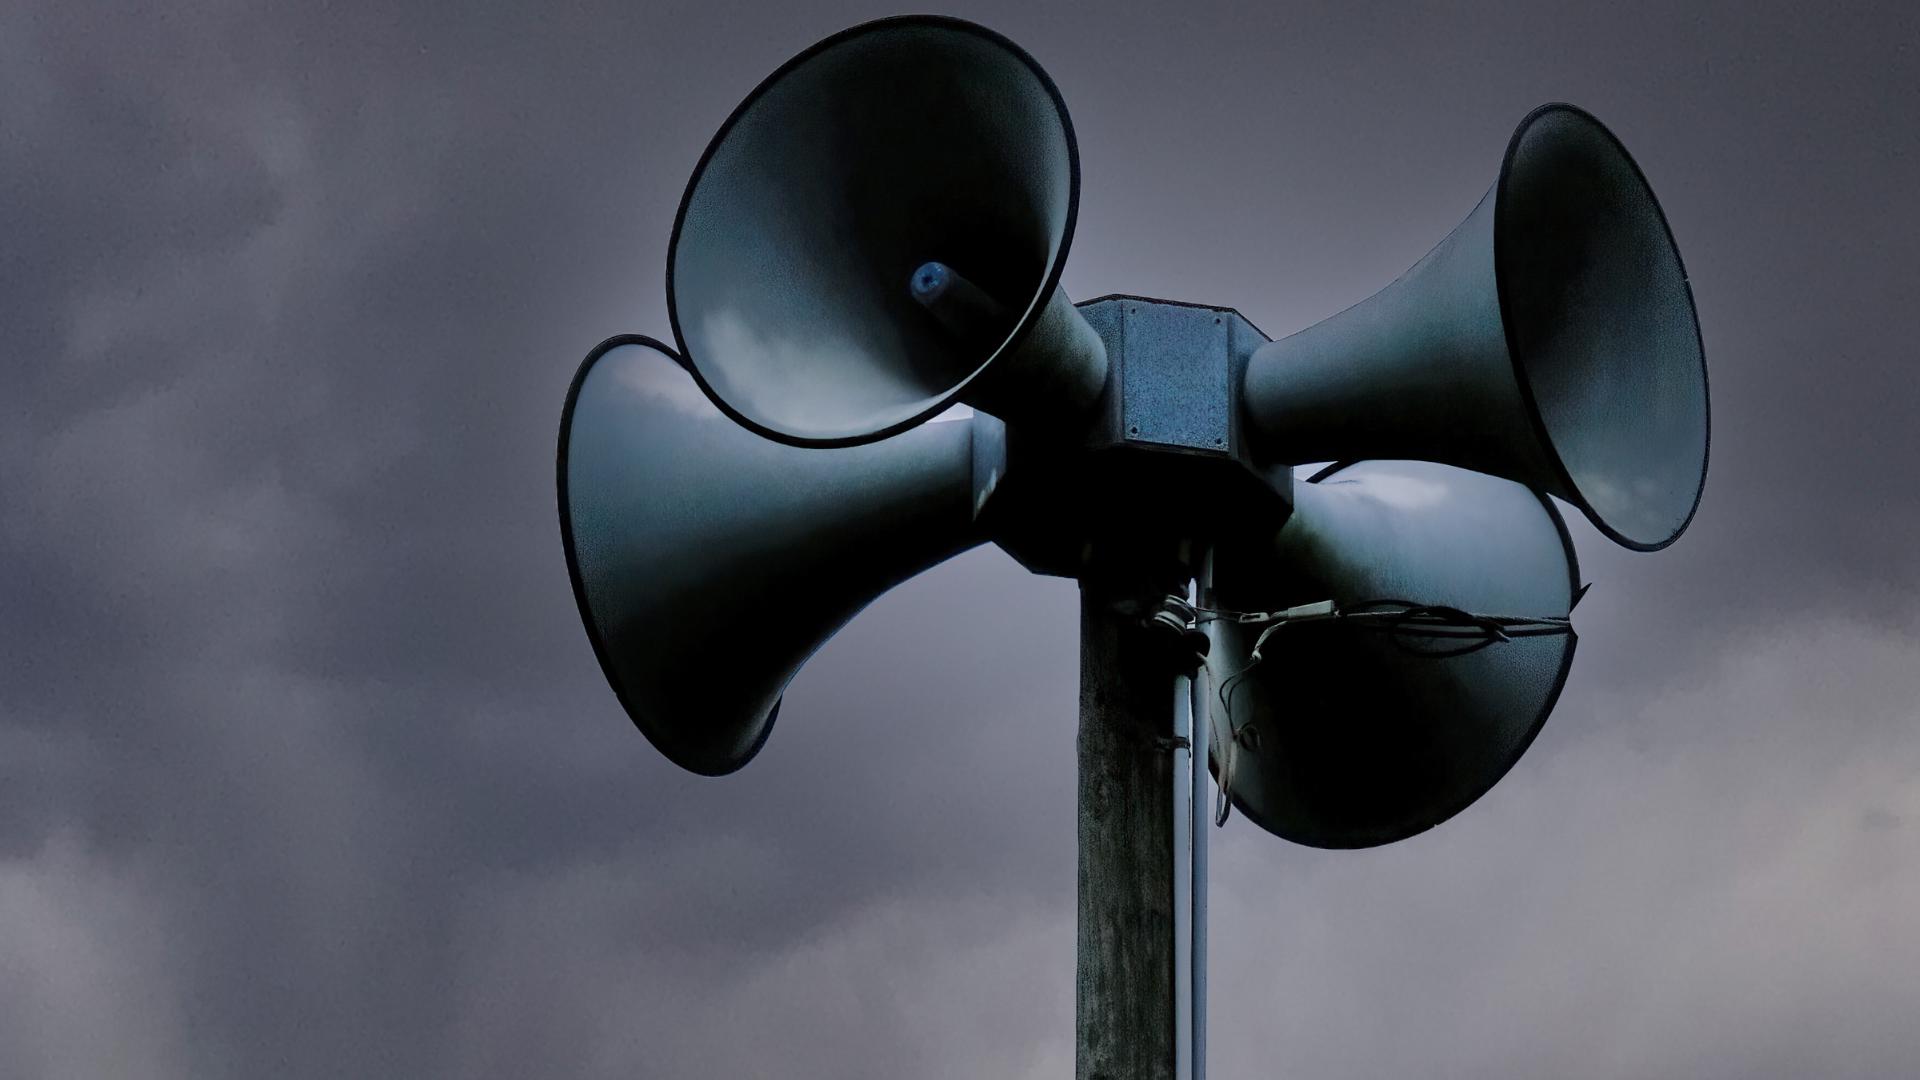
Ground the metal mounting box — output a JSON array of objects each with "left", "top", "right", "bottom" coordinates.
[{"left": 979, "top": 295, "right": 1293, "bottom": 578}]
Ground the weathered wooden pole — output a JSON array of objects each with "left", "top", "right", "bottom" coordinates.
[{"left": 1076, "top": 575, "right": 1185, "bottom": 1080}]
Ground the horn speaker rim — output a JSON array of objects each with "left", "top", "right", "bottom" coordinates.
[
  {"left": 556, "top": 333, "right": 780, "bottom": 775},
  {"left": 1494, "top": 101, "right": 1711, "bottom": 553},
  {"left": 664, "top": 13, "right": 1083, "bottom": 449}
]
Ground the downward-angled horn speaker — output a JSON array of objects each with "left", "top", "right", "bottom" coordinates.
[
  {"left": 1243, "top": 104, "right": 1708, "bottom": 550},
  {"left": 1205, "top": 460, "right": 1579, "bottom": 848},
  {"left": 558, "top": 336, "right": 985, "bottom": 775},
  {"left": 668, "top": 14, "right": 1108, "bottom": 447}
]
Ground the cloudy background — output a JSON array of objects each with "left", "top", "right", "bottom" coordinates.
[{"left": 2, "top": 1, "right": 1916, "bottom": 1077}]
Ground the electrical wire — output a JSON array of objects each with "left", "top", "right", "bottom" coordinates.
[{"left": 1193, "top": 597, "right": 1574, "bottom": 825}]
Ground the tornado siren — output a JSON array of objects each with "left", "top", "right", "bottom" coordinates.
[{"left": 554, "top": 13, "right": 1710, "bottom": 1077}]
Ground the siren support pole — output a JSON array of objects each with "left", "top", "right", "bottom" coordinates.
[
  {"left": 1077, "top": 578, "right": 1183, "bottom": 1080},
  {"left": 1077, "top": 556, "right": 1209, "bottom": 1080}
]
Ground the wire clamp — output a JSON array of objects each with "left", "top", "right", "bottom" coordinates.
[{"left": 1145, "top": 593, "right": 1210, "bottom": 668}]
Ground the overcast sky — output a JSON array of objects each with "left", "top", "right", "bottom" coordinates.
[{"left": 2, "top": 1, "right": 1917, "bottom": 1077}]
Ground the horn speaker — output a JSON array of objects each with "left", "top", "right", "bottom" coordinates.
[
  {"left": 558, "top": 336, "right": 985, "bottom": 775},
  {"left": 1205, "top": 460, "right": 1579, "bottom": 848},
  {"left": 1242, "top": 104, "right": 1709, "bottom": 551},
  {"left": 667, "top": 15, "right": 1108, "bottom": 447}
]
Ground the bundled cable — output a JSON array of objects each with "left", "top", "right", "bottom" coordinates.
[{"left": 1197, "top": 597, "right": 1573, "bottom": 825}]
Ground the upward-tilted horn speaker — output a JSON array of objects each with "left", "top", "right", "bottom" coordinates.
[
  {"left": 1243, "top": 104, "right": 1709, "bottom": 550},
  {"left": 668, "top": 15, "right": 1108, "bottom": 447},
  {"left": 558, "top": 336, "right": 987, "bottom": 775},
  {"left": 1205, "top": 460, "right": 1579, "bottom": 848}
]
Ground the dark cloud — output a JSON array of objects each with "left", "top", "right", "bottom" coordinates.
[{"left": 1, "top": 1, "right": 1915, "bottom": 1077}]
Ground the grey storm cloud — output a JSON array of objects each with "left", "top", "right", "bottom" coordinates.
[{"left": 0, "top": 1, "right": 1916, "bottom": 1078}]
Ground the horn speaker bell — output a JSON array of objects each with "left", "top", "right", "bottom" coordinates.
[
  {"left": 558, "top": 336, "right": 985, "bottom": 775},
  {"left": 668, "top": 15, "right": 1107, "bottom": 447},
  {"left": 1243, "top": 104, "right": 1709, "bottom": 551},
  {"left": 1206, "top": 460, "right": 1579, "bottom": 848}
]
